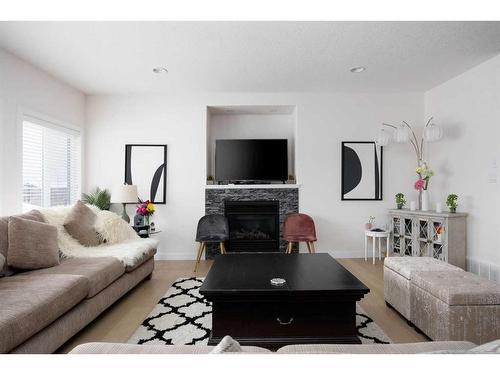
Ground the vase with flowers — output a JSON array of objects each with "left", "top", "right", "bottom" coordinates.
[
  {"left": 414, "top": 161, "right": 434, "bottom": 211},
  {"left": 136, "top": 200, "right": 155, "bottom": 230}
]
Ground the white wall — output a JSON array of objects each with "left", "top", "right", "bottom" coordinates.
[
  {"left": 0, "top": 48, "right": 86, "bottom": 215},
  {"left": 207, "top": 112, "right": 296, "bottom": 177},
  {"left": 424, "top": 54, "right": 500, "bottom": 277},
  {"left": 85, "top": 92, "right": 422, "bottom": 259}
]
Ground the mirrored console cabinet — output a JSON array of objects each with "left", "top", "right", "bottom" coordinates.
[{"left": 388, "top": 209, "right": 467, "bottom": 269}]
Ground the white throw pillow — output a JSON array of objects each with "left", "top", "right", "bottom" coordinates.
[
  {"left": 94, "top": 210, "right": 138, "bottom": 244},
  {"left": 209, "top": 336, "right": 242, "bottom": 354}
]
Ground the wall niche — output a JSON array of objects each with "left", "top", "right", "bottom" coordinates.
[{"left": 206, "top": 105, "right": 297, "bottom": 182}]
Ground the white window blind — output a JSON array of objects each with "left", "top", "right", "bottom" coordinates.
[{"left": 22, "top": 116, "right": 81, "bottom": 210}]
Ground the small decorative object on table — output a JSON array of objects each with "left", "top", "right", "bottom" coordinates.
[
  {"left": 395, "top": 193, "right": 406, "bottom": 209},
  {"left": 150, "top": 222, "right": 156, "bottom": 232},
  {"left": 446, "top": 193, "right": 458, "bottom": 213},
  {"left": 435, "top": 224, "right": 445, "bottom": 243},
  {"left": 136, "top": 200, "right": 155, "bottom": 229},
  {"left": 270, "top": 278, "right": 286, "bottom": 286},
  {"left": 365, "top": 216, "right": 375, "bottom": 230},
  {"left": 414, "top": 161, "right": 434, "bottom": 211},
  {"left": 207, "top": 175, "right": 215, "bottom": 185}
]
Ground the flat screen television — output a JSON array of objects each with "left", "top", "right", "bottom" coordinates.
[{"left": 215, "top": 139, "right": 288, "bottom": 183}]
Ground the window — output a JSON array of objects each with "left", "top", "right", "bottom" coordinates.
[{"left": 22, "top": 116, "right": 81, "bottom": 210}]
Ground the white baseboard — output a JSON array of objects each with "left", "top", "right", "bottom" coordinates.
[
  {"left": 155, "top": 249, "right": 366, "bottom": 260},
  {"left": 155, "top": 252, "right": 197, "bottom": 260}
]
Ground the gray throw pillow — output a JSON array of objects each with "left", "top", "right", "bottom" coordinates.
[
  {"left": 0, "top": 210, "right": 45, "bottom": 276},
  {"left": 7, "top": 216, "right": 59, "bottom": 270},
  {"left": 64, "top": 200, "right": 100, "bottom": 247},
  {"left": 209, "top": 336, "right": 243, "bottom": 354}
]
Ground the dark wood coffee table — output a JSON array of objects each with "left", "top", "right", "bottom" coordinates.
[{"left": 199, "top": 253, "right": 369, "bottom": 349}]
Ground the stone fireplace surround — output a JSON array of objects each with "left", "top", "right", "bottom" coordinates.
[{"left": 205, "top": 185, "right": 299, "bottom": 259}]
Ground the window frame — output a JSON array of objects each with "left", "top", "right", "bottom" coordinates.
[{"left": 18, "top": 108, "right": 84, "bottom": 211}]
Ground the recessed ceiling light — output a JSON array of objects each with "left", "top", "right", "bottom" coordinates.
[
  {"left": 350, "top": 66, "right": 366, "bottom": 73},
  {"left": 152, "top": 67, "right": 168, "bottom": 74}
]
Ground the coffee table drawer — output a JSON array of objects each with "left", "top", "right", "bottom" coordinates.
[{"left": 211, "top": 300, "right": 356, "bottom": 338}]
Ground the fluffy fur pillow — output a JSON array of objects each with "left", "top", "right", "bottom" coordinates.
[
  {"left": 94, "top": 210, "right": 138, "bottom": 244},
  {"left": 7, "top": 217, "right": 59, "bottom": 270},
  {"left": 64, "top": 200, "right": 100, "bottom": 247},
  {"left": 209, "top": 336, "right": 242, "bottom": 354}
]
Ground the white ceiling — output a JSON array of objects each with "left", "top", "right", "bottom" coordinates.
[{"left": 0, "top": 21, "right": 499, "bottom": 95}]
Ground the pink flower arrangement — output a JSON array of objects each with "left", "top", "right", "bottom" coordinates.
[
  {"left": 414, "top": 179, "right": 425, "bottom": 191},
  {"left": 136, "top": 200, "right": 155, "bottom": 217}
]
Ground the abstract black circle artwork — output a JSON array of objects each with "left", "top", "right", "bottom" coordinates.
[{"left": 341, "top": 141, "right": 382, "bottom": 200}]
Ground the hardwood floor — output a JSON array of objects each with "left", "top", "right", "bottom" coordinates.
[{"left": 57, "top": 257, "right": 426, "bottom": 353}]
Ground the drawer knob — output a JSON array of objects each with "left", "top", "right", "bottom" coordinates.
[{"left": 276, "top": 317, "right": 294, "bottom": 325}]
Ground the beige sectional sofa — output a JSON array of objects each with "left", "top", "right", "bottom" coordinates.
[
  {"left": 0, "top": 211, "right": 156, "bottom": 354},
  {"left": 69, "top": 341, "right": 479, "bottom": 354}
]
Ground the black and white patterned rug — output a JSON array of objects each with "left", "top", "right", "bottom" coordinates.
[{"left": 128, "top": 277, "right": 391, "bottom": 346}]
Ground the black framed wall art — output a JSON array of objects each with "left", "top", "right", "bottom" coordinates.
[
  {"left": 341, "top": 141, "right": 382, "bottom": 201},
  {"left": 125, "top": 144, "right": 167, "bottom": 204}
]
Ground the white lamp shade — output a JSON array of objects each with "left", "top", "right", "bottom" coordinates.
[
  {"left": 424, "top": 123, "right": 443, "bottom": 142},
  {"left": 376, "top": 129, "right": 392, "bottom": 146},
  {"left": 111, "top": 184, "right": 138, "bottom": 203},
  {"left": 394, "top": 125, "right": 410, "bottom": 143}
]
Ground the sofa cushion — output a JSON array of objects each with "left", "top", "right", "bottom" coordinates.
[
  {"left": 125, "top": 247, "right": 156, "bottom": 272},
  {"left": 21, "top": 257, "right": 125, "bottom": 298},
  {"left": 69, "top": 342, "right": 271, "bottom": 354},
  {"left": 384, "top": 257, "right": 461, "bottom": 280},
  {"left": 412, "top": 270, "right": 500, "bottom": 306},
  {"left": 64, "top": 201, "right": 100, "bottom": 247},
  {"left": 276, "top": 341, "right": 477, "bottom": 354},
  {"left": 0, "top": 210, "right": 45, "bottom": 277},
  {"left": 0, "top": 273, "right": 88, "bottom": 353},
  {"left": 7, "top": 216, "right": 60, "bottom": 270}
]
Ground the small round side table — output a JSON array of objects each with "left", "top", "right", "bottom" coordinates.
[{"left": 364, "top": 230, "right": 391, "bottom": 264}]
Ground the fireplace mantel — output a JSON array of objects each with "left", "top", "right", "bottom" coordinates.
[{"left": 206, "top": 184, "right": 300, "bottom": 190}]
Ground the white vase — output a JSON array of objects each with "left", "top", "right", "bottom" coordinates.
[{"left": 421, "top": 190, "right": 430, "bottom": 211}]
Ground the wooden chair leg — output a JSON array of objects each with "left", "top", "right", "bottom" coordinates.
[
  {"left": 310, "top": 242, "right": 316, "bottom": 253},
  {"left": 306, "top": 242, "right": 312, "bottom": 254},
  {"left": 194, "top": 242, "right": 205, "bottom": 273},
  {"left": 220, "top": 242, "right": 226, "bottom": 255},
  {"left": 286, "top": 242, "right": 293, "bottom": 254}
]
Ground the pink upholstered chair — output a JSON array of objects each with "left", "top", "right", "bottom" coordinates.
[{"left": 283, "top": 213, "right": 317, "bottom": 254}]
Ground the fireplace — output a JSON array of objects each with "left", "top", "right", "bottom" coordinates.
[{"left": 224, "top": 200, "right": 280, "bottom": 252}]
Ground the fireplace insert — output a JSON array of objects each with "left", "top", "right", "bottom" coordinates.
[{"left": 224, "top": 200, "right": 280, "bottom": 252}]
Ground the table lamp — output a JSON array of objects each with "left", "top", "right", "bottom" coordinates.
[{"left": 111, "top": 184, "right": 138, "bottom": 223}]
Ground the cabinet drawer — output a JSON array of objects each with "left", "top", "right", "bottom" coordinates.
[{"left": 211, "top": 300, "right": 356, "bottom": 338}]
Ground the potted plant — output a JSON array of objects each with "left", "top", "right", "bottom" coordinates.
[
  {"left": 395, "top": 193, "right": 406, "bottom": 209},
  {"left": 365, "top": 216, "right": 375, "bottom": 230},
  {"left": 446, "top": 193, "right": 458, "bottom": 213},
  {"left": 82, "top": 187, "right": 111, "bottom": 210},
  {"left": 207, "top": 175, "right": 215, "bottom": 185}
]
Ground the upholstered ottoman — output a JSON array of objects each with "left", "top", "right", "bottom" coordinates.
[
  {"left": 384, "top": 257, "right": 461, "bottom": 320},
  {"left": 411, "top": 270, "right": 500, "bottom": 344}
]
